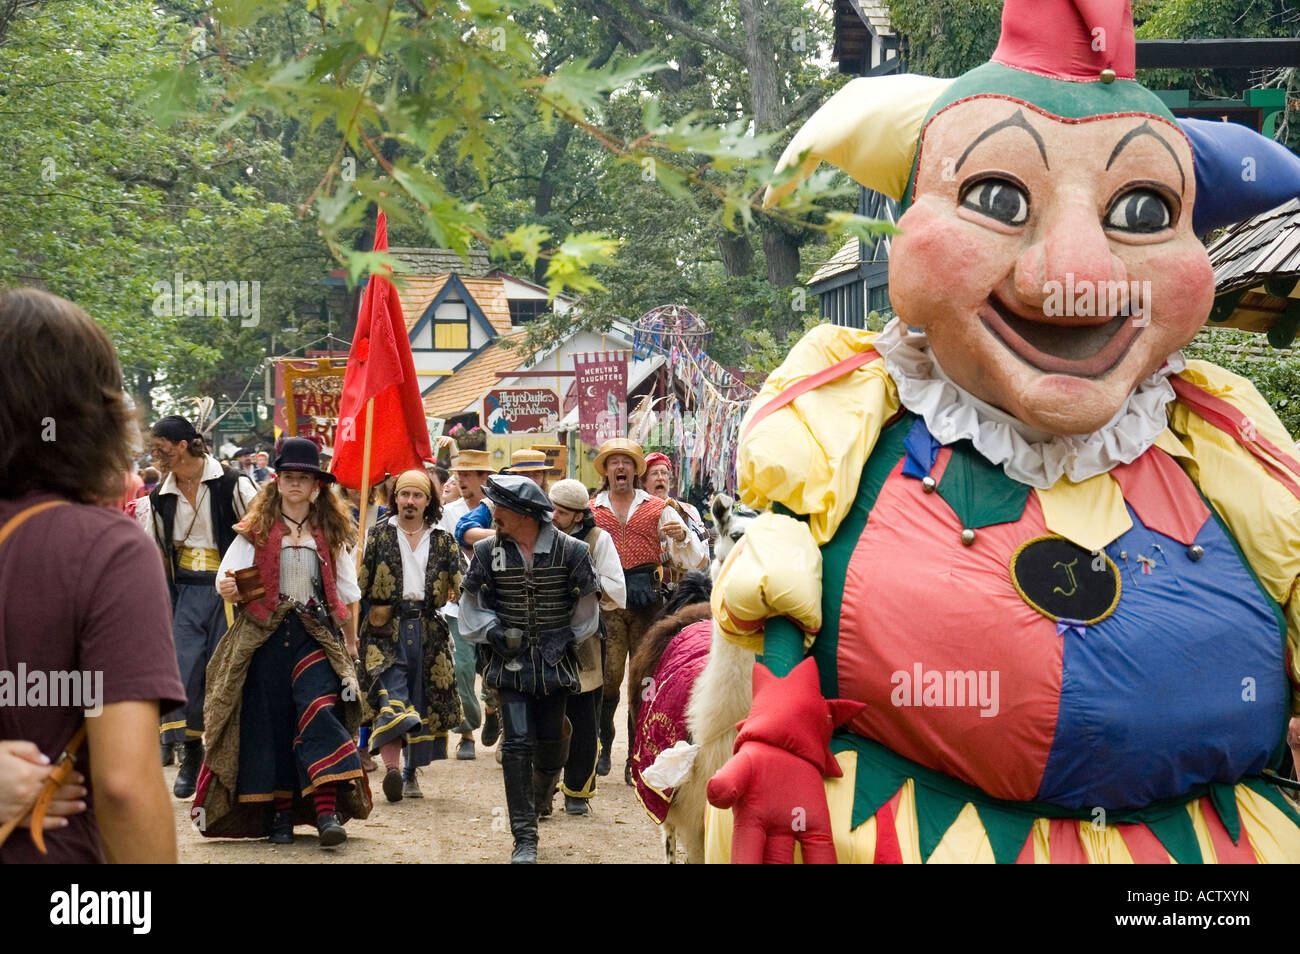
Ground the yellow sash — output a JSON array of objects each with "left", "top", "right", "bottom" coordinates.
[{"left": 178, "top": 547, "right": 220, "bottom": 571}]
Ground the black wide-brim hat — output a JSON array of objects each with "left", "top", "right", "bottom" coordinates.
[
  {"left": 274, "top": 436, "right": 336, "bottom": 483},
  {"left": 485, "top": 474, "right": 553, "bottom": 523}
]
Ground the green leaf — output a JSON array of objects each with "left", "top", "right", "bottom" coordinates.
[
  {"left": 212, "top": 0, "right": 266, "bottom": 30},
  {"left": 139, "top": 63, "right": 201, "bottom": 128}
]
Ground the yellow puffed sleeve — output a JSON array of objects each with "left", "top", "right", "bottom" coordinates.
[
  {"left": 1166, "top": 360, "right": 1300, "bottom": 713},
  {"left": 710, "top": 512, "right": 822, "bottom": 654},
  {"left": 738, "top": 324, "right": 898, "bottom": 545}
]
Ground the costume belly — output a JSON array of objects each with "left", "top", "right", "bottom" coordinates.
[{"left": 816, "top": 414, "right": 1289, "bottom": 811}]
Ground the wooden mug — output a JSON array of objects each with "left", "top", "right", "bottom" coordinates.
[{"left": 231, "top": 566, "right": 265, "bottom": 603}]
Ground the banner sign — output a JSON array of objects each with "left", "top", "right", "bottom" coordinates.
[
  {"left": 484, "top": 388, "right": 560, "bottom": 434},
  {"left": 573, "top": 351, "right": 628, "bottom": 447},
  {"left": 281, "top": 357, "right": 347, "bottom": 450}
]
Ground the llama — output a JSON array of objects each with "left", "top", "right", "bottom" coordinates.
[{"left": 629, "top": 495, "right": 755, "bottom": 863}]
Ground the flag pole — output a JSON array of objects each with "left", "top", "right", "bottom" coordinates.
[{"left": 354, "top": 397, "right": 375, "bottom": 578}]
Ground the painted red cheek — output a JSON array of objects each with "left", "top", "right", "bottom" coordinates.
[{"left": 1146, "top": 249, "right": 1215, "bottom": 328}]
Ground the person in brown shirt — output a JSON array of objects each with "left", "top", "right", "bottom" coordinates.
[{"left": 0, "top": 288, "right": 184, "bottom": 864}]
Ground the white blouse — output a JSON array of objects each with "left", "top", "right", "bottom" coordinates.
[{"left": 217, "top": 532, "right": 362, "bottom": 605}]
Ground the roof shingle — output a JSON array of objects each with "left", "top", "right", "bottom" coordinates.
[{"left": 423, "top": 333, "right": 533, "bottom": 418}]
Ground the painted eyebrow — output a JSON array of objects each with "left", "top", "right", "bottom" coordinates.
[
  {"left": 955, "top": 109, "right": 1049, "bottom": 174},
  {"left": 1106, "top": 121, "right": 1185, "bottom": 192}
]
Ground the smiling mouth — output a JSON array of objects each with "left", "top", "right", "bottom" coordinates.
[{"left": 979, "top": 294, "right": 1142, "bottom": 378}]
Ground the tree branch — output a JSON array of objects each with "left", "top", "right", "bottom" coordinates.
[
  {"left": 615, "top": 0, "right": 746, "bottom": 62},
  {"left": 777, "top": 86, "right": 824, "bottom": 130}
]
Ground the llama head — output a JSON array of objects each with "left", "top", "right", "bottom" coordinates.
[{"left": 709, "top": 494, "right": 755, "bottom": 581}]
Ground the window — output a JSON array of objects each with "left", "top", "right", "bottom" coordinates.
[
  {"left": 434, "top": 317, "right": 468, "bottom": 349},
  {"left": 509, "top": 298, "right": 552, "bottom": 324},
  {"left": 868, "top": 283, "right": 891, "bottom": 315}
]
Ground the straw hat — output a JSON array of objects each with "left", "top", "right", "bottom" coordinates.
[
  {"left": 506, "top": 448, "right": 558, "bottom": 474},
  {"left": 593, "top": 438, "right": 646, "bottom": 476},
  {"left": 450, "top": 449, "right": 493, "bottom": 473}
]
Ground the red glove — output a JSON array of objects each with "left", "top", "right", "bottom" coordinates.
[{"left": 706, "top": 657, "right": 864, "bottom": 864}]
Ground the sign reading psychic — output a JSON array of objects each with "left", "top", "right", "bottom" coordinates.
[
  {"left": 280, "top": 357, "right": 347, "bottom": 450},
  {"left": 484, "top": 388, "right": 560, "bottom": 434},
  {"left": 574, "top": 351, "right": 628, "bottom": 447}
]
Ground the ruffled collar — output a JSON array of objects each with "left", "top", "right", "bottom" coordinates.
[{"left": 873, "top": 318, "right": 1183, "bottom": 489}]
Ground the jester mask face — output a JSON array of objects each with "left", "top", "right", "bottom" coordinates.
[
  {"left": 767, "top": 0, "right": 1300, "bottom": 442},
  {"left": 889, "top": 99, "right": 1214, "bottom": 435}
]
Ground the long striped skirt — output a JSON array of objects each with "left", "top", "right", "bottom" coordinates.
[{"left": 236, "top": 611, "right": 364, "bottom": 805}]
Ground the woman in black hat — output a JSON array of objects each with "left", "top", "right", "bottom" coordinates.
[{"left": 195, "top": 437, "right": 372, "bottom": 848}]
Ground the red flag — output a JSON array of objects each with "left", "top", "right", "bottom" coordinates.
[{"left": 331, "top": 211, "right": 432, "bottom": 489}]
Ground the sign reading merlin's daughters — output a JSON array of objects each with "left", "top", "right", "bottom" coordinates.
[
  {"left": 574, "top": 352, "right": 628, "bottom": 447},
  {"left": 484, "top": 388, "right": 560, "bottom": 434}
]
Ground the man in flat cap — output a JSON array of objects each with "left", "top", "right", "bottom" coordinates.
[{"left": 458, "top": 475, "right": 601, "bottom": 863}]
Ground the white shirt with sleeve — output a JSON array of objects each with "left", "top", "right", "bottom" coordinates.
[
  {"left": 438, "top": 497, "right": 470, "bottom": 617},
  {"left": 590, "top": 489, "right": 701, "bottom": 571},
  {"left": 584, "top": 526, "right": 627, "bottom": 611},
  {"left": 149, "top": 455, "right": 259, "bottom": 554},
  {"left": 217, "top": 532, "right": 361, "bottom": 605}
]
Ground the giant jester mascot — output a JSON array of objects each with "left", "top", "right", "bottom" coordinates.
[{"left": 704, "top": 0, "right": 1300, "bottom": 863}]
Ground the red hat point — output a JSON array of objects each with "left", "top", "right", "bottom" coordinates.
[{"left": 992, "top": 0, "right": 1136, "bottom": 82}]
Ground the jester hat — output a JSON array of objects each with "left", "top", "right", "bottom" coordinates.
[{"left": 769, "top": 0, "right": 1300, "bottom": 330}]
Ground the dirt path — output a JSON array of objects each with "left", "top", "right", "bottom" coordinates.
[{"left": 170, "top": 691, "right": 674, "bottom": 864}]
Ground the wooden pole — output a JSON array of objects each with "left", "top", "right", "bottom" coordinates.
[{"left": 353, "top": 397, "right": 375, "bottom": 578}]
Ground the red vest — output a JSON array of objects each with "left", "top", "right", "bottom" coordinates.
[
  {"left": 592, "top": 494, "right": 666, "bottom": 569},
  {"left": 242, "top": 520, "right": 349, "bottom": 627}
]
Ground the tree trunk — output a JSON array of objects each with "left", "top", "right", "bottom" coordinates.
[
  {"left": 762, "top": 224, "right": 801, "bottom": 288},
  {"left": 717, "top": 229, "right": 753, "bottom": 276},
  {"left": 737, "top": 0, "right": 801, "bottom": 288},
  {"left": 0, "top": 0, "right": 36, "bottom": 52},
  {"left": 132, "top": 371, "right": 156, "bottom": 422},
  {"left": 533, "top": 123, "right": 574, "bottom": 284}
]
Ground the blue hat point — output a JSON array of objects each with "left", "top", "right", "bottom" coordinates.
[{"left": 1180, "top": 117, "right": 1300, "bottom": 235}]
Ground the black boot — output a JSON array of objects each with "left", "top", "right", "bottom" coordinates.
[
  {"left": 316, "top": 812, "right": 347, "bottom": 848},
  {"left": 382, "top": 767, "right": 403, "bottom": 803},
  {"left": 402, "top": 761, "right": 423, "bottom": 799},
  {"left": 597, "top": 696, "right": 617, "bottom": 777},
  {"left": 268, "top": 809, "right": 295, "bottom": 845},
  {"left": 482, "top": 709, "right": 501, "bottom": 747},
  {"left": 161, "top": 740, "right": 175, "bottom": 767},
  {"left": 502, "top": 748, "right": 537, "bottom": 864},
  {"left": 533, "top": 719, "right": 571, "bottom": 821},
  {"left": 173, "top": 739, "right": 203, "bottom": 799}
]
